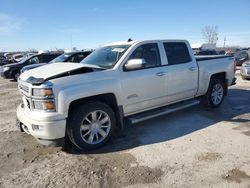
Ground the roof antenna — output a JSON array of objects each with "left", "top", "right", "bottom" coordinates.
[{"left": 127, "top": 38, "right": 133, "bottom": 42}]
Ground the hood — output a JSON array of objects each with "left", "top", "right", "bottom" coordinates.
[
  {"left": 19, "top": 62, "right": 103, "bottom": 84},
  {"left": 23, "top": 63, "right": 46, "bottom": 70},
  {"left": 20, "top": 63, "right": 47, "bottom": 74},
  {"left": 3, "top": 61, "right": 24, "bottom": 68}
]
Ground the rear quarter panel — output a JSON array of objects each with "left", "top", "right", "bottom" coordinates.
[{"left": 196, "top": 56, "right": 235, "bottom": 96}]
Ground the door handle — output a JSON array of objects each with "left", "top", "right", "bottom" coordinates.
[
  {"left": 156, "top": 72, "right": 166, "bottom": 76},
  {"left": 189, "top": 67, "right": 197, "bottom": 71}
]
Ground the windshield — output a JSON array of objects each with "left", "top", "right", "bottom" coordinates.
[
  {"left": 81, "top": 45, "right": 130, "bottom": 69},
  {"left": 49, "top": 53, "right": 71, "bottom": 63},
  {"left": 17, "top": 55, "right": 33, "bottom": 64}
]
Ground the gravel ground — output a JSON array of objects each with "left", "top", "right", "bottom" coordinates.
[{"left": 0, "top": 70, "right": 249, "bottom": 188}]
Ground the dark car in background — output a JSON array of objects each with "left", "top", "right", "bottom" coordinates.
[
  {"left": 217, "top": 50, "right": 226, "bottom": 55},
  {"left": 195, "top": 50, "right": 218, "bottom": 55},
  {"left": 0, "top": 53, "right": 62, "bottom": 81},
  {"left": 21, "top": 51, "right": 92, "bottom": 73},
  {"left": 234, "top": 50, "right": 249, "bottom": 66},
  {"left": 0, "top": 56, "right": 7, "bottom": 66}
]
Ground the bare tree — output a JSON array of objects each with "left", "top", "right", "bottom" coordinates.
[{"left": 201, "top": 25, "right": 219, "bottom": 44}]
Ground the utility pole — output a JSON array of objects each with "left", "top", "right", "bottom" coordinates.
[
  {"left": 70, "top": 33, "right": 72, "bottom": 51},
  {"left": 223, "top": 36, "right": 226, "bottom": 49}
]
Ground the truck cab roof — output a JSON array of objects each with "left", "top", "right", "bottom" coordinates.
[{"left": 104, "top": 39, "right": 189, "bottom": 47}]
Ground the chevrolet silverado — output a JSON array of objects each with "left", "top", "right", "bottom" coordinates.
[{"left": 17, "top": 39, "right": 236, "bottom": 150}]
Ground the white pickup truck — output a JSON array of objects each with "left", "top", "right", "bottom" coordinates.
[{"left": 17, "top": 39, "right": 236, "bottom": 150}]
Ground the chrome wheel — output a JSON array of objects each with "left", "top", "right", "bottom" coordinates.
[
  {"left": 211, "top": 83, "right": 224, "bottom": 105},
  {"left": 80, "top": 110, "right": 111, "bottom": 145}
]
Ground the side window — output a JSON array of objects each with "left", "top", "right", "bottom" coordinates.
[
  {"left": 163, "top": 42, "right": 191, "bottom": 65},
  {"left": 76, "top": 54, "right": 86, "bottom": 62},
  {"left": 70, "top": 53, "right": 86, "bottom": 62},
  {"left": 129, "top": 43, "right": 161, "bottom": 68},
  {"left": 67, "top": 56, "right": 74, "bottom": 62},
  {"left": 43, "top": 55, "right": 56, "bottom": 63},
  {"left": 28, "top": 56, "right": 39, "bottom": 64}
]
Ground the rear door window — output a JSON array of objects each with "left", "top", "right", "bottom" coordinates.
[{"left": 163, "top": 42, "right": 191, "bottom": 65}]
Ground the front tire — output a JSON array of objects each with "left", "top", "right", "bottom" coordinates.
[
  {"left": 13, "top": 71, "right": 20, "bottom": 81},
  {"left": 67, "top": 101, "right": 116, "bottom": 150},
  {"left": 203, "top": 79, "right": 226, "bottom": 108}
]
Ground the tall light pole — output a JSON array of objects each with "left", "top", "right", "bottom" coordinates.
[{"left": 223, "top": 36, "right": 226, "bottom": 49}]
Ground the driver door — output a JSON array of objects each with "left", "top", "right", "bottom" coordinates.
[{"left": 120, "top": 43, "right": 167, "bottom": 116}]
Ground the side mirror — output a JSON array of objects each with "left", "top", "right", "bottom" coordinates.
[{"left": 124, "top": 59, "right": 146, "bottom": 71}]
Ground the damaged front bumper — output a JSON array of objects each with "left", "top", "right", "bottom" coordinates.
[{"left": 16, "top": 104, "right": 66, "bottom": 147}]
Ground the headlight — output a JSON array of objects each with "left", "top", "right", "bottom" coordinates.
[
  {"left": 3, "top": 67, "right": 10, "bottom": 71},
  {"left": 33, "top": 100, "right": 56, "bottom": 111},
  {"left": 32, "top": 88, "right": 53, "bottom": 98}
]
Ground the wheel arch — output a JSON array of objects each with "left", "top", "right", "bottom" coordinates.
[
  {"left": 11, "top": 68, "right": 20, "bottom": 78},
  {"left": 68, "top": 93, "right": 124, "bottom": 129},
  {"left": 210, "top": 72, "right": 228, "bottom": 95}
]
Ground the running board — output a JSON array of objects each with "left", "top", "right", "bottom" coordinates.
[{"left": 127, "top": 100, "right": 200, "bottom": 124}]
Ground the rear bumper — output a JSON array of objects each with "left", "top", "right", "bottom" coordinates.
[{"left": 16, "top": 104, "right": 66, "bottom": 146}]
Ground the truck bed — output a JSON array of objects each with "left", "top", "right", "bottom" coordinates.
[
  {"left": 195, "top": 55, "right": 233, "bottom": 62},
  {"left": 195, "top": 55, "right": 235, "bottom": 97}
]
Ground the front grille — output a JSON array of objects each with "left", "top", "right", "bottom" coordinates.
[
  {"left": 18, "top": 80, "right": 30, "bottom": 96},
  {"left": 18, "top": 80, "right": 32, "bottom": 109},
  {"left": 19, "top": 84, "right": 29, "bottom": 93}
]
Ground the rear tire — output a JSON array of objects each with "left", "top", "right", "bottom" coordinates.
[
  {"left": 67, "top": 101, "right": 116, "bottom": 150},
  {"left": 202, "top": 79, "right": 226, "bottom": 108}
]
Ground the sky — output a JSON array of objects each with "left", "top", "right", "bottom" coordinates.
[{"left": 0, "top": 0, "right": 250, "bottom": 51}]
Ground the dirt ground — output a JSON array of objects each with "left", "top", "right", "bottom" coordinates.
[{"left": 0, "top": 70, "right": 249, "bottom": 188}]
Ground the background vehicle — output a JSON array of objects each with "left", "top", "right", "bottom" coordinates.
[
  {"left": 217, "top": 50, "right": 226, "bottom": 55},
  {"left": 17, "top": 39, "right": 235, "bottom": 150},
  {"left": 12, "top": 54, "right": 26, "bottom": 63},
  {"left": 0, "top": 56, "right": 7, "bottom": 66},
  {"left": 241, "top": 61, "right": 250, "bottom": 80},
  {"left": 234, "top": 50, "right": 249, "bottom": 66},
  {"left": 195, "top": 50, "right": 218, "bottom": 55},
  {"left": 21, "top": 51, "right": 92, "bottom": 73},
  {"left": 0, "top": 53, "right": 62, "bottom": 81},
  {"left": 4, "top": 53, "right": 15, "bottom": 63},
  {"left": 192, "top": 43, "right": 216, "bottom": 55}
]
